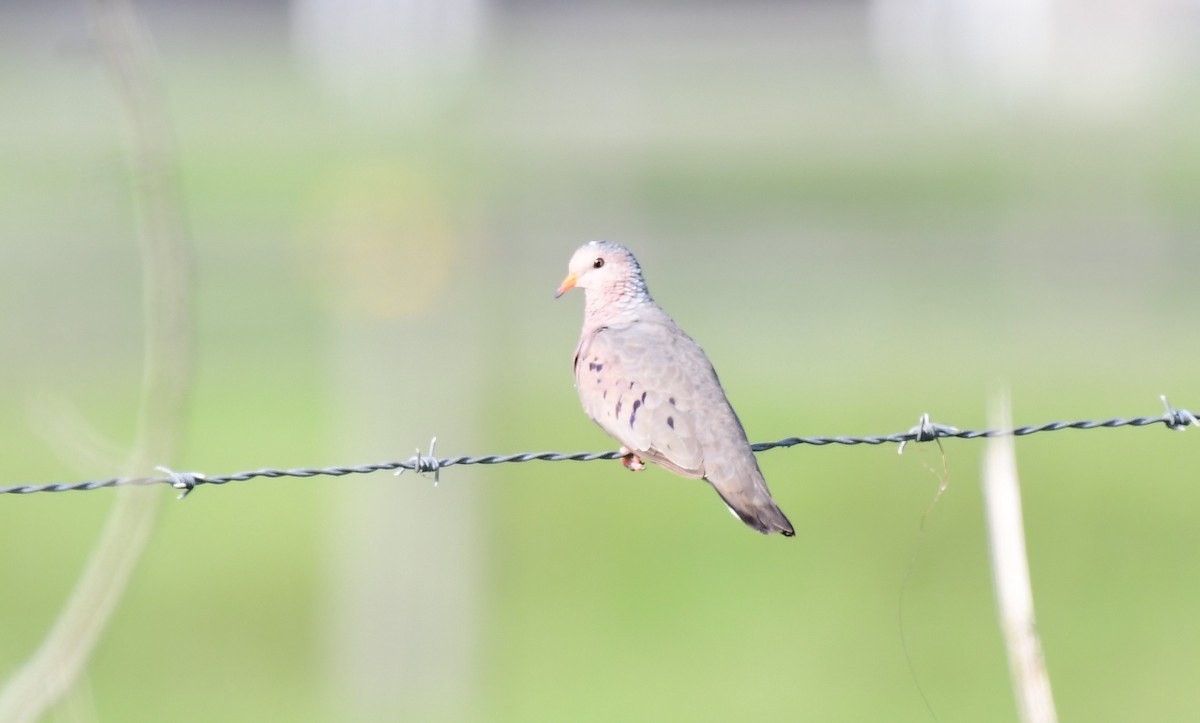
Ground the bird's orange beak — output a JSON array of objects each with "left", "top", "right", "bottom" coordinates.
[{"left": 555, "top": 272, "right": 578, "bottom": 298}]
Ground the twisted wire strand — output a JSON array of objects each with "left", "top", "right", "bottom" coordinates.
[{"left": 1, "top": 399, "right": 1195, "bottom": 497}]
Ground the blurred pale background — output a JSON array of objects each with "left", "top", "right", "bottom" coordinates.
[{"left": 1, "top": 1, "right": 1199, "bottom": 721}]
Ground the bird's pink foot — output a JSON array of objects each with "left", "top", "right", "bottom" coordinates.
[{"left": 618, "top": 446, "right": 646, "bottom": 472}]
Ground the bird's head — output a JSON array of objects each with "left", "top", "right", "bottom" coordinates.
[{"left": 556, "top": 240, "right": 649, "bottom": 303}]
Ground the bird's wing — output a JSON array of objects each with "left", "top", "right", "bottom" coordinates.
[{"left": 574, "top": 320, "right": 712, "bottom": 478}]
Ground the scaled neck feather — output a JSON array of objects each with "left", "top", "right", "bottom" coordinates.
[{"left": 583, "top": 275, "right": 658, "bottom": 328}]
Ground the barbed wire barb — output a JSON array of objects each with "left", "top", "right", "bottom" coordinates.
[
  {"left": 395, "top": 436, "right": 441, "bottom": 485},
  {"left": 156, "top": 466, "right": 205, "bottom": 500},
  {"left": 1160, "top": 394, "right": 1198, "bottom": 431},
  {"left": 897, "top": 413, "right": 959, "bottom": 455},
  {"left": 0, "top": 396, "right": 1194, "bottom": 497}
]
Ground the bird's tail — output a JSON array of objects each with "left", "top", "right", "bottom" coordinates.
[{"left": 711, "top": 483, "right": 795, "bottom": 537}]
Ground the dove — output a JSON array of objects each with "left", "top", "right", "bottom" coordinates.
[{"left": 556, "top": 240, "right": 795, "bottom": 537}]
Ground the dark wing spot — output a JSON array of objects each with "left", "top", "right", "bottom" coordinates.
[
  {"left": 667, "top": 416, "right": 675, "bottom": 429},
  {"left": 615, "top": 400, "right": 623, "bottom": 417},
  {"left": 629, "top": 381, "right": 636, "bottom": 390},
  {"left": 630, "top": 399, "right": 641, "bottom": 427},
  {"left": 602, "top": 390, "right": 607, "bottom": 399},
  {"left": 668, "top": 396, "right": 676, "bottom": 406},
  {"left": 587, "top": 361, "right": 604, "bottom": 372}
]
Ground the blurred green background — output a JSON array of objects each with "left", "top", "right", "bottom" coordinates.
[{"left": 2, "top": 1, "right": 1199, "bottom": 721}]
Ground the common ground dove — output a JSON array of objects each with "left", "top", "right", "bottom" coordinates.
[{"left": 556, "top": 240, "right": 795, "bottom": 537}]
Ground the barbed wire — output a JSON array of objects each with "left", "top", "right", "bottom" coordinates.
[{"left": 1, "top": 395, "right": 1195, "bottom": 498}]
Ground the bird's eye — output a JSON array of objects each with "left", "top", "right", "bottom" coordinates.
[{"left": 592, "top": 257, "right": 605, "bottom": 269}]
